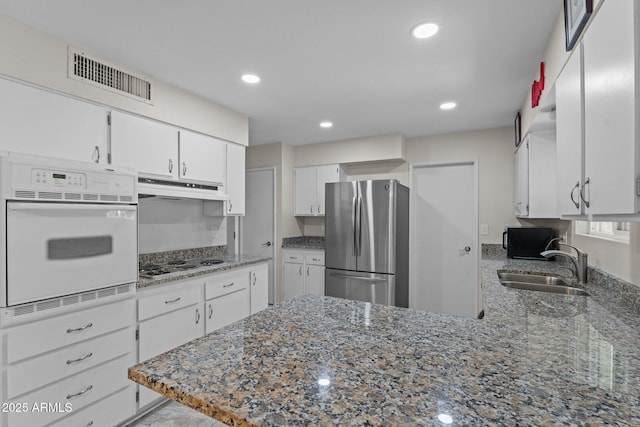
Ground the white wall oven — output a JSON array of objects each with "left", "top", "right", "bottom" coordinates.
[{"left": 0, "top": 153, "right": 138, "bottom": 307}]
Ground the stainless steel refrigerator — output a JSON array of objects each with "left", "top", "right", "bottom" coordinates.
[{"left": 325, "top": 180, "right": 409, "bottom": 307}]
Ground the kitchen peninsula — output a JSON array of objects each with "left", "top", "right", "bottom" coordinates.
[{"left": 129, "top": 257, "right": 640, "bottom": 425}]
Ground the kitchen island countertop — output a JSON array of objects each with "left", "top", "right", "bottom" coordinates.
[{"left": 129, "top": 258, "right": 640, "bottom": 425}]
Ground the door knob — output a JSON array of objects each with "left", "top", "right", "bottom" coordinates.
[
  {"left": 460, "top": 246, "right": 471, "bottom": 252},
  {"left": 261, "top": 241, "right": 272, "bottom": 247}
]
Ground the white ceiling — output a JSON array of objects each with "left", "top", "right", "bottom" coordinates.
[{"left": 0, "top": 0, "right": 561, "bottom": 146}]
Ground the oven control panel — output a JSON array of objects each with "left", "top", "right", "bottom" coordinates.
[{"left": 32, "top": 169, "right": 86, "bottom": 189}]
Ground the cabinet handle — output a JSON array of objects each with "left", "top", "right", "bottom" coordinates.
[
  {"left": 289, "top": 256, "right": 298, "bottom": 260},
  {"left": 579, "top": 177, "right": 591, "bottom": 208},
  {"left": 195, "top": 308, "right": 200, "bottom": 324},
  {"left": 570, "top": 181, "right": 580, "bottom": 209},
  {"left": 66, "top": 352, "right": 93, "bottom": 365},
  {"left": 223, "top": 282, "right": 235, "bottom": 288},
  {"left": 228, "top": 201, "right": 233, "bottom": 212},
  {"left": 92, "top": 146, "right": 100, "bottom": 163},
  {"left": 67, "top": 384, "right": 93, "bottom": 400},
  {"left": 252, "top": 272, "right": 257, "bottom": 286},
  {"left": 168, "top": 158, "right": 173, "bottom": 173},
  {"left": 312, "top": 257, "right": 320, "bottom": 261},
  {"left": 317, "top": 204, "right": 320, "bottom": 213},
  {"left": 306, "top": 266, "right": 309, "bottom": 276},
  {"left": 299, "top": 266, "right": 302, "bottom": 276},
  {"left": 66, "top": 322, "right": 93, "bottom": 333},
  {"left": 165, "top": 297, "right": 181, "bottom": 304},
  {"left": 208, "top": 303, "right": 213, "bottom": 319},
  {"left": 182, "top": 162, "right": 187, "bottom": 176},
  {"left": 87, "top": 421, "right": 94, "bottom": 427},
  {"left": 310, "top": 204, "right": 313, "bottom": 213}
]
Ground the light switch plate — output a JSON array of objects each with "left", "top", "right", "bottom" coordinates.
[{"left": 480, "top": 224, "right": 489, "bottom": 235}]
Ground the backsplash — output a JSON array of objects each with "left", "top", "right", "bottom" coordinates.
[
  {"left": 282, "top": 236, "right": 325, "bottom": 249},
  {"left": 139, "top": 245, "right": 228, "bottom": 265}
]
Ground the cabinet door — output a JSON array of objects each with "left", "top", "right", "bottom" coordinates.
[
  {"left": 583, "top": 0, "right": 639, "bottom": 214},
  {"left": 0, "top": 78, "right": 108, "bottom": 164},
  {"left": 555, "top": 45, "right": 585, "bottom": 216},
  {"left": 250, "top": 264, "right": 269, "bottom": 314},
  {"left": 528, "top": 132, "right": 558, "bottom": 218},
  {"left": 226, "top": 143, "right": 246, "bottom": 215},
  {"left": 283, "top": 262, "right": 305, "bottom": 300},
  {"left": 294, "top": 166, "right": 317, "bottom": 215},
  {"left": 110, "top": 111, "right": 178, "bottom": 178},
  {"left": 205, "top": 288, "right": 250, "bottom": 334},
  {"left": 306, "top": 265, "right": 325, "bottom": 296},
  {"left": 315, "top": 165, "right": 342, "bottom": 215},
  {"left": 179, "top": 130, "right": 226, "bottom": 184},
  {"left": 514, "top": 140, "right": 529, "bottom": 217}
]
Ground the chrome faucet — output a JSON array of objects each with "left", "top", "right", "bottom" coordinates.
[{"left": 541, "top": 240, "right": 588, "bottom": 285}]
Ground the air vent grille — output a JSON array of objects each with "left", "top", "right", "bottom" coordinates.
[
  {"left": 100, "top": 195, "right": 118, "bottom": 202},
  {"left": 68, "top": 47, "right": 152, "bottom": 103},
  {"left": 65, "top": 193, "right": 82, "bottom": 200},
  {"left": 120, "top": 196, "right": 133, "bottom": 202},
  {"left": 39, "top": 191, "right": 63, "bottom": 200},
  {"left": 83, "top": 194, "right": 99, "bottom": 201},
  {"left": 14, "top": 190, "right": 36, "bottom": 199}
]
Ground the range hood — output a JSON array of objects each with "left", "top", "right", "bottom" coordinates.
[{"left": 138, "top": 177, "right": 229, "bottom": 201}]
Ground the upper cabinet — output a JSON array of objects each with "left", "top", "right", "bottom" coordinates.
[
  {"left": 225, "top": 143, "right": 246, "bottom": 215},
  {"left": 515, "top": 132, "right": 558, "bottom": 218},
  {"left": 556, "top": 0, "right": 640, "bottom": 217},
  {"left": 110, "top": 111, "right": 179, "bottom": 178},
  {"left": 0, "top": 78, "right": 109, "bottom": 164},
  {"left": 178, "top": 130, "right": 226, "bottom": 184},
  {"left": 294, "top": 164, "right": 345, "bottom": 216}
]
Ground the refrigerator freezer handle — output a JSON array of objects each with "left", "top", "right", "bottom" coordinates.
[
  {"left": 352, "top": 195, "right": 358, "bottom": 257},
  {"left": 356, "top": 196, "right": 363, "bottom": 257}
]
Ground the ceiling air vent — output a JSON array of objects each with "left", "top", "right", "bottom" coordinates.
[{"left": 68, "top": 47, "right": 153, "bottom": 103}]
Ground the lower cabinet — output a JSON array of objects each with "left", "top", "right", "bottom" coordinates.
[
  {"left": 135, "top": 262, "right": 267, "bottom": 411},
  {"left": 282, "top": 249, "right": 325, "bottom": 301},
  {"left": 0, "top": 293, "right": 136, "bottom": 427}
]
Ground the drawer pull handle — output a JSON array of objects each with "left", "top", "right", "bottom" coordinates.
[
  {"left": 208, "top": 304, "right": 213, "bottom": 319},
  {"left": 312, "top": 258, "right": 320, "bottom": 261},
  {"left": 66, "top": 322, "right": 93, "bottom": 333},
  {"left": 87, "top": 421, "right": 94, "bottom": 427},
  {"left": 223, "top": 282, "right": 235, "bottom": 288},
  {"left": 195, "top": 308, "right": 200, "bottom": 324},
  {"left": 165, "top": 297, "right": 181, "bottom": 304},
  {"left": 67, "top": 384, "right": 93, "bottom": 400},
  {"left": 66, "top": 352, "right": 93, "bottom": 365}
]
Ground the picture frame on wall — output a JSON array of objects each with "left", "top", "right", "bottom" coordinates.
[
  {"left": 514, "top": 112, "right": 522, "bottom": 147},
  {"left": 564, "top": 0, "right": 593, "bottom": 51}
]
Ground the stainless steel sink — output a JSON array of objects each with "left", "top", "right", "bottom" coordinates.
[{"left": 497, "top": 272, "right": 589, "bottom": 296}]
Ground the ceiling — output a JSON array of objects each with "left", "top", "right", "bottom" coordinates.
[{"left": 0, "top": 1, "right": 562, "bottom": 146}]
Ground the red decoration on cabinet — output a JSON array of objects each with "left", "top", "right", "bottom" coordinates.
[{"left": 531, "top": 62, "right": 545, "bottom": 108}]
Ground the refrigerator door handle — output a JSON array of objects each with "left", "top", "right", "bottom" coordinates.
[
  {"left": 328, "top": 272, "right": 387, "bottom": 282},
  {"left": 357, "top": 196, "right": 363, "bottom": 257},
  {"left": 352, "top": 195, "right": 358, "bottom": 257}
]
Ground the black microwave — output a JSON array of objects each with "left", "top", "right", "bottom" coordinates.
[{"left": 502, "top": 227, "right": 554, "bottom": 260}]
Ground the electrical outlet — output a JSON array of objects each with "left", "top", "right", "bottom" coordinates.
[{"left": 480, "top": 224, "right": 489, "bottom": 236}]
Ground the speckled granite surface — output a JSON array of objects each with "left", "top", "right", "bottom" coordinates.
[
  {"left": 137, "top": 254, "right": 271, "bottom": 289},
  {"left": 281, "top": 236, "right": 325, "bottom": 249},
  {"left": 130, "top": 257, "right": 640, "bottom": 426}
]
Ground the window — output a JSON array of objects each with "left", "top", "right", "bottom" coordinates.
[{"left": 575, "top": 221, "right": 630, "bottom": 243}]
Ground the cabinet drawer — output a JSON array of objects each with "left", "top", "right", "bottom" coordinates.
[
  {"left": 49, "top": 386, "right": 135, "bottom": 427},
  {"left": 283, "top": 250, "right": 304, "bottom": 263},
  {"left": 138, "top": 304, "right": 204, "bottom": 361},
  {"left": 7, "top": 326, "right": 133, "bottom": 399},
  {"left": 205, "top": 269, "right": 249, "bottom": 300},
  {"left": 305, "top": 252, "right": 325, "bottom": 265},
  {"left": 6, "top": 354, "right": 132, "bottom": 427},
  {"left": 6, "top": 298, "right": 134, "bottom": 364},
  {"left": 205, "top": 288, "right": 250, "bottom": 334},
  {"left": 138, "top": 283, "right": 202, "bottom": 321}
]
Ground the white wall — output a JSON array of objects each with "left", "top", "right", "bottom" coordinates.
[
  {"left": 138, "top": 198, "right": 227, "bottom": 254},
  {"left": 0, "top": 13, "right": 248, "bottom": 145}
]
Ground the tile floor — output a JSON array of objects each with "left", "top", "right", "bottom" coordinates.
[{"left": 128, "top": 401, "right": 226, "bottom": 427}]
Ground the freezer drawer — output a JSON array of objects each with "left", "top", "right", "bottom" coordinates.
[{"left": 325, "top": 268, "right": 395, "bottom": 306}]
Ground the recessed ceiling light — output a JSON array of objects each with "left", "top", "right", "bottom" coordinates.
[
  {"left": 241, "top": 74, "right": 260, "bottom": 84},
  {"left": 320, "top": 121, "right": 333, "bottom": 128},
  {"left": 440, "top": 102, "right": 456, "bottom": 110},
  {"left": 411, "top": 22, "right": 439, "bottom": 39}
]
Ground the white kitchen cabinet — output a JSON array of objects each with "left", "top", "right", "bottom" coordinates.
[
  {"left": 225, "top": 142, "right": 246, "bottom": 215},
  {"left": 179, "top": 130, "right": 227, "bottom": 184},
  {"left": 250, "top": 264, "right": 269, "bottom": 314},
  {"left": 555, "top": 44, "right": 585, "bottom": 216},
  {"left": 204, "top": 269, "right": 250, "bottom": 334},
  {"left": 581, "top": 0, "right": 640, "bottom": 215},
  {"left": 0, "top": 295, "right": 136, "bottom": 427},
  {"left": 110, "top": 110, "right": 179, "bottom": 179},
  {"left": 294, "top": 164, "right": 345, "bottom": 216},
  {"left": 555, "top": 0, "right": 640, "bottom": 218},
  {"left": 282, "top": 249, "right": 325, "bottom": 300},
  {"left": 137, "top": 279, "right": 204, "bottom": 408},
  {"left": 514, "top": 132, "right": 557, "bottom": 218},
  {"left": 0, "top": 77, "right": 109, "bottom": 164}
]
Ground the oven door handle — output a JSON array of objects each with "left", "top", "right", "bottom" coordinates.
[{"left": 8, "top": 203, "right": 136, "bottom": 212}]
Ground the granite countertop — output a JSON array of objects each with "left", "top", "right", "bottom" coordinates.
[
  {"left": 137, "top": 255, "right": 271, "bottom": 289},
  {"left": 129, "top": 257, "right": 640, "bottom": 425}
]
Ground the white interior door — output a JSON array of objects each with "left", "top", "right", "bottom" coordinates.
[
  {"left": 410, "top": 161, "right": 480, "bottom": 318},
  {"left": 242, "top": 168, "right": 275, "bottom": 304}
]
